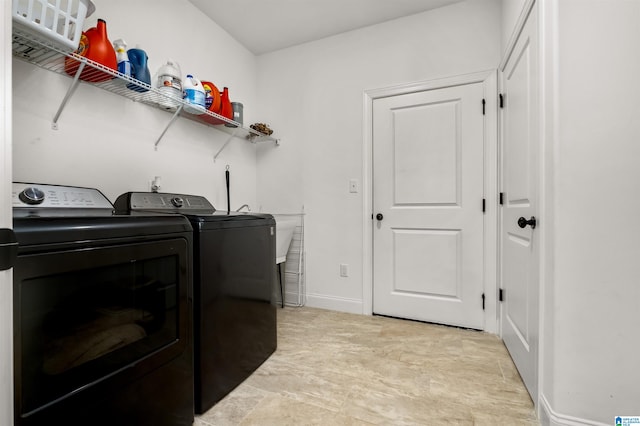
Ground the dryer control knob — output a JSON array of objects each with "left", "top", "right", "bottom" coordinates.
[
  {"left": 171, "top": 197, "right": 184, "bottom": 208},
  {"left": 19, "top": 187, "right": 45, "bottom": 205}
]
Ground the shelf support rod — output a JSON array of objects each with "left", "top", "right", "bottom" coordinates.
[
  {"left": 52, "top": 62, "right": 85, "bottom": 130},
  {"left": 213, "top": 127, "right": 240, "bottom": 162},
  {"left": 154, "top": 105, "right": 184, "bottom": 150}
]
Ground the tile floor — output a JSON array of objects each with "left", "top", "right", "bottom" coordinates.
[{"left": 195, "top": 307, "right": 539, "bottom": 425}]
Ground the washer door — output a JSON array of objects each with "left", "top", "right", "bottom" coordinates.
[{"left": 14, "top": 238, "right": 191, "bottom": 422}]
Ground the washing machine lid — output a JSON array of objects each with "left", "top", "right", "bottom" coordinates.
[
  {"left": 114, "top": 192, "right": 275, "bottom": 228},
  {"left": 188, "top": 211, "right": 275, "bottom": 230}
]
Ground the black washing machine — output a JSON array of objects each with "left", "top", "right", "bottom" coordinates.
[
  {"left": 114, "top": 192, "right": 277, "bottom": 414},
  {"left": 12, "top": 183, "right": 194, "bottom": 426}
]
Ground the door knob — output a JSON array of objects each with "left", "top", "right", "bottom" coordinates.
[
  {"left": 517, "top": 216, "right": 537, "bottom": 229},
  {"left": 376, "top": 213, "right": 383, "bottom": 221}
]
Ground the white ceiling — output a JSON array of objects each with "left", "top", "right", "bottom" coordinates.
[{"left": 188, "top": 0, "right": 465, "bottom": 55}]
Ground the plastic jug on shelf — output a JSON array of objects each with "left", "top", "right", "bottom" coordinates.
[
  {"left": 202, "top": 81, "right": 221, "bottom": 114},
  {"left": 183, "top": 74, "right": 206, "bottom": 114},
  {"left": 127, "top": 46, "right": 151, "bottom": 92},
  {"left": 219, "top": 87, "right": 233, "bottom": 121},
  {"left": 197, "top": 80, "right": 222, "bottom": 124},
  {"left": 112, "top": 38, "right": 131, "bottom": 84},
  {"left": 64, "top": 18, "right": 117, "bottom": 82},
  {"left": 225, "top": 102, "right": 243, "bottom": 128},
  {"left": 199, "top": 85, "right": 233, "bottom": 125},
  {"left": 155, "top": 60, "right": 182, "bottom": 110}
]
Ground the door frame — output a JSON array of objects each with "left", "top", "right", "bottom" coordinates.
[
  {"left": 362, "top": 70, "right": 499, "bottom": 333},
  {"left": 1, "top": 0, "right": 14, "bottom": 423}
]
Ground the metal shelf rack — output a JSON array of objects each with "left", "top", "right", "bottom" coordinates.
[
  {"left": 11, "top": 28, "right": 279, "bottom": 158},
  {"left": 273, "top": 212, "right": 306, "bottom": 307}
]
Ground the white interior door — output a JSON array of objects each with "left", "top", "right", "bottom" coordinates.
[
  {"left": 499, "top": 5, "right": 539, "bottom": 402},
  {"left": 372, "top": 82, "right": 485, "bottom": 329}
]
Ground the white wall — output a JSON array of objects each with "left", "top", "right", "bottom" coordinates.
[
  {"left": 541, "top": 0, "right": 640, "bottom": 423},
  {"left": 13, "top": 0, "right": 261, "bottom": 208},
  {"left": 256, "top": 0, "right": 502, "bottom": 312}
]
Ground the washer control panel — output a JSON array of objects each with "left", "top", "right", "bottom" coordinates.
[
  {"left": 12, "top": 183, "right": 113, "bottom": 209},
  {"left": 126, "top": 192, "right": 215, "bottom": 212}
]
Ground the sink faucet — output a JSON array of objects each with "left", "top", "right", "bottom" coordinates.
[{"left": 236, "top": 204, "right": 251, "bottom": 212}]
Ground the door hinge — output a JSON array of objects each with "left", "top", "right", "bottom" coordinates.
[
  {"left": 482, "top": 198, "right": 486, "bottom": 213},
  {"left": 0, "top": 229, "right": 18, "bottom": 271},
  {"left": 499, "top": 93, "right": 504, "bottom": 108},
  {"left": 482, "top": 293, "right": 485, "bottom": 310},
  {"left": 499, "top": 288, "right": 504, "bottom": 302},
  {"left": 499, "top": 192, "right": 504, "bottom": 205},
  {"left": 482, "top": 98, "right": 486, "bottom": 115}
]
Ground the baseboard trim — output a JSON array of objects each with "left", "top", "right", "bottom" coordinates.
[
  {"left": 540, "top": 394, "right": 609, "bottom": 426},
  {"left": 304, "top": 293, "right": 363, "bottom": 314}
]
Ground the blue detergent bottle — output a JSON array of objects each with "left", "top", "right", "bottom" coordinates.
[{"left": 127, "top": 46, "right": 151, "bottom": 92}]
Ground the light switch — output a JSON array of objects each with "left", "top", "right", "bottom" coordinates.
[{"left": 340, "top": 263, "right": 349, "bottom": 277}]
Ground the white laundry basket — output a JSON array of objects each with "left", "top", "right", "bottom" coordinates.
[{"left": 12, "top": 0, "right": 92, "bottom": 53}]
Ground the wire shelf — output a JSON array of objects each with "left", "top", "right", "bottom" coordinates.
[{"left": 12, "top": 30, "right": 278, "bottom": 149}]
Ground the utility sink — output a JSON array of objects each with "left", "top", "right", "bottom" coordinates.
[{"left": 275, "top": 218, "right": 297, "bottom": 264}]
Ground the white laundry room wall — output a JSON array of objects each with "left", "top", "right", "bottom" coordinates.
[
  {"left": 539, "top": 0, "right": 640, "bottom": 424},
  {"left": 13, "top": 0, "right": 262, "bottom": 208},
  {"left": 255, "top": 0, "right": 502, "bottom": 312}
]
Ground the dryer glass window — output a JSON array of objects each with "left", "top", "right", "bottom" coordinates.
[{"left": 14, "top": 239, "right": 189, "bottom": 416}]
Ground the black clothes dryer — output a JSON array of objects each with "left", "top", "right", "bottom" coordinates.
[
  {"left": 12, "top": 183, "right": 194, "bottom": 426},
  {"left": 115, "top": 192, "right": 277, "bottom": 414}
]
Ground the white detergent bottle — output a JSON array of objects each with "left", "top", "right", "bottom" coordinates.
[
  {"left": 113, "top": 38, "right": 131, "bottom": 84},
  {"left": 183, "top": 74, "right": 205, "bottom": 114},
  {"left": 155, "top": 60, "right": 182, "bottom": 111}
]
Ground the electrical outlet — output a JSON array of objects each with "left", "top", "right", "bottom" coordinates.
[
  {"left": 151, "top": 176, "right": 161, "bottom": 193},
  {"left": 340, "top": 263, "right": 349, "bottom": 277},
  {"left": 349, "top": 179, "right": 359, "bottom": 193}
]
